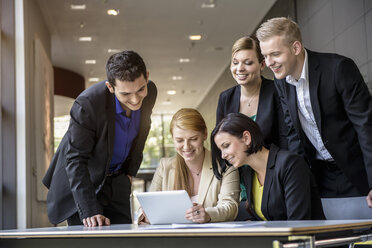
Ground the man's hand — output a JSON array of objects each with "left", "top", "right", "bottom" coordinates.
[
  {"left": 366, "top": 189, "right": 372, "bottom": 208},
  {"left": 83, "top": 214, "right": 111, "bottom": 227}
]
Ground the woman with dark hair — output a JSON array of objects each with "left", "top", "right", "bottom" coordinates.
[
  {"left": 211, "top": 113, "right": 324, "bottom": 220},
  {"left": 138, "top": 108, "right": 240, "bottom": 224}
]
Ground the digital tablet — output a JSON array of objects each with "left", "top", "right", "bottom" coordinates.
[{"left": 135, "top": 190, "right": 193, "bottom": 224}]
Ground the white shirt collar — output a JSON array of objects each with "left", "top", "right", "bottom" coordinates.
[{"left": 286, "top": 49, "right": 308, "bottom": 86}]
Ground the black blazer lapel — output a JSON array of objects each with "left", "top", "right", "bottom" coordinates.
[
  {"left": 240, "top": 166, "right": 253, "bottom": 205},
  {"left": 106, "top": 90, "right": 116, "bottom": 172},
  {"left": 240, "top": 165, "right": 263, "bottom": 220},
  {"left": 307, "top": 49, "right": 322, "bottom": 133},
  {"left": 255, "top": 78, "right": 267, "bottom": 123},
  {"left": 228, "top": 86, "right": 241, "bottom": 113},
  {"left": 261, "top": 145, "right": 278, "bottom": 220},
  {"left": 284, "top": 83, "right": 303, "bottom": 137}
]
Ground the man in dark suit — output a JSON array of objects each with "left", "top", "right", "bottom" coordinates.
[
  {"left": 256, "top": 17, "right": 372, "bottom": 206},
  {"left": 43, "top": 51, "right": 157, "bottom": 226}
]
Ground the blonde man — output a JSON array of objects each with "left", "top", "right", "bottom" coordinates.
[{"left": 256, "top": 17, "right": 372, "bottom": 207}]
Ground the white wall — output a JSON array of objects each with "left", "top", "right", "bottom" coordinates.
[
  {"left": 22, "top": 0, "right": 53, "bottom": 228},
  {"left": 296, "top": 0, "right": 372, "bottom": 92}
]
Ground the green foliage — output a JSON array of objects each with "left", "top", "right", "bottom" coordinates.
[{"left": 141, "top": 114, "right": 175, "bottom": 168}]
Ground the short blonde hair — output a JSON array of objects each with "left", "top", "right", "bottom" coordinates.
[
  {"left": 256, "top": 17, "right": 302, "bottom": 46},
  {"left": 231, "top": 35, "right": 264, "bottom": 63}
]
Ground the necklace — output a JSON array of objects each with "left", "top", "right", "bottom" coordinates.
[
  {"left": 189, "top": 167, "right": 202, "bottom": 176},
  {"left": 244, "top": 83, "right": 261, "bottom": 107}
]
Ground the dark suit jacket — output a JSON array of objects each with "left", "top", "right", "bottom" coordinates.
[
  {"left": 240, "top": 145, "right": 325, "bottom": 220},
  {"left": 216, "top": 77, "right": 287, "bottom": 149},
  {"left": 275, "top": 49, "right": 372, "bottom": 195},
  {"left": 42, "top": 80, "right": 157, "bottom": 224}
]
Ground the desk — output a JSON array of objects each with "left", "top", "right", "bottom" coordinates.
[{"left": 1, "top": 220, "right": 372, "bottom": 248}]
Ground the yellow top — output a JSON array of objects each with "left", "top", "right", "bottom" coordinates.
[{"left": 252, "top": 172, "right": 267, "bottom": 220}]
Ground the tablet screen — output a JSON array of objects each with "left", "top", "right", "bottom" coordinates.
[{"left": 135, "top": 190, "right": 193, "bottom": 224}]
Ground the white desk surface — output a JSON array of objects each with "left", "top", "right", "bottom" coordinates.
[{"left": 1, "top": 220, "right": 372, "bottom": 238}]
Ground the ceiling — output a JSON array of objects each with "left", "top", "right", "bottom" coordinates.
[{"left": 37, "top": 0, "right": 276, "bottom": 115}]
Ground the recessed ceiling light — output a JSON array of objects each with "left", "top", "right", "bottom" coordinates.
[
  {"left": 167, "top": 90, "right": 177, "bottom": 95},
  {"left": 179, "top": 58, "right": 190, "bottom": 63},
  {"left": 201, "top": 3, "right": 215, "bottom": 8},
  {"left": 108, "top": 48, "right": 121, "bottom": 53},
  {"left": 79, "top": 36, "right": 92, "bottom": 42},
  {"left": 70, "top": 4, "right": 86, "bottom": 10},
  {"left": 189, "top": 35, "right": 202, "bottom": 41},
  {"left": 162, "top": 101, "right": 172, "bottom": 105},
  {"left": 172, "top": 76, "right": 182, "bottom": 81},
  {"left": 85, "top": 60, "right": 96, "bottom": 64},
  {"left": 107, "top": 9, "right": 119, "bottom": 16},
  {"left": 88, "top": 77, "right": 99, "bottom": 82}
]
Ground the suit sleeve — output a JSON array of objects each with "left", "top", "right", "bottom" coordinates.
[
  {"left": 281, "top": 155, "right": 313, "bottom": 220},
  {"left": 335, "top": 58, "right": 372, "bottom": 188},
  {"left": 205, "top": 166, "right": 240, "bottom": 222},
  {"left": 64, "top": 96, "right": 103, "bottom": 220}
]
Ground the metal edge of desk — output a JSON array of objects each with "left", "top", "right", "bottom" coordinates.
[{"left": 1, "top": 220, "right": 372, "bottom": 239}]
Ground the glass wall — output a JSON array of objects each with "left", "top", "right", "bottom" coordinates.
[{"left": 53, "top": 113, "right": 175, "bottom": 168}]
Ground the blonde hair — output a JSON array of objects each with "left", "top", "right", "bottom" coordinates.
[
  {"left": 232, "top": 35, "right": 264, "bottom": 63},
  {"left": 170, "top": 108, "right": 207, "bottom": 196},
  {"left": 256, "top": 17, "right": 302, "bottom": 46}
]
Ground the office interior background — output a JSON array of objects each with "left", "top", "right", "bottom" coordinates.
[{"left": 0, "top": 0, "right": 371, "bottom": 229}]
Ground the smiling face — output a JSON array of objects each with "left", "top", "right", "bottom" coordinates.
[
  {"left": 214, "top": 131, "right": 250, "bottom": 168},
  {"left": 172, "top": 127, "right": 207, "bottom": 163},
  {"left": 259, "top": 35, "right": 302, "bottom": 80},
  {"left": 106, "top": 73, "right": 148, "bottom": 113},
  {"left": 230, "top": 49, "right": 264, "bottom": 86}
]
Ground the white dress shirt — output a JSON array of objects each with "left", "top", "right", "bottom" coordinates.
[{"left": 285, "top": 50, "right": 334, "bottom": 161}]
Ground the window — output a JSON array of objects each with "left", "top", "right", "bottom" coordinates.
[
  {"left": 141, "top": 114, "right": 175, "bottom": 169},
  {"left": 53, "top": 113, "right": 176, "bottom": 168},
  {"left": 53, "top": 115, "right": 70, "bottom": 152}
]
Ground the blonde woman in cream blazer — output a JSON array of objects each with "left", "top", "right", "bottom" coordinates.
[
  {"left": 138, "top": 108, "right": 240, "bottom": 224},
  {"left": 150, "top": 149, "right": 240, "bottom": 222}
]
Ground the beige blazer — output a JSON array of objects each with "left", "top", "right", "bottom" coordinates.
[{"left": 149, "top": 149, "right": 240, "bottom": 222}]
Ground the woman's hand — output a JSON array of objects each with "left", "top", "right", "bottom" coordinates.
[
  {"left": 137, "top": 209, "right": 150, "bottom": 225},
  {"left": 185, "top": 203, "right": 211, "bottom": 223}
]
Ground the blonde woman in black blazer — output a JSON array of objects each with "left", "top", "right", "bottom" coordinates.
[
  {"left": 212, "top": 113, "right": 325, "bottom": 220},
  {"left": 216, "top": 36, "right": 287, "bottom": 149}
]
